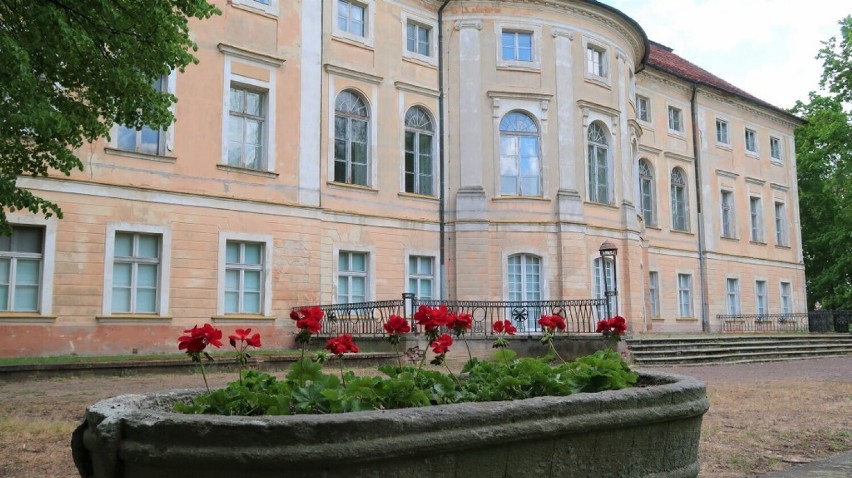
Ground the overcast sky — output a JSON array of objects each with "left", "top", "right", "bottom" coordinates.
[{"left": 604, "top": 0, "right": 850, "bottom": 110}]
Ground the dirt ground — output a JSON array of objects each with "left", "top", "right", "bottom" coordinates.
[{"left": 0, "top": 356, "right": 850, "bottom": 478}]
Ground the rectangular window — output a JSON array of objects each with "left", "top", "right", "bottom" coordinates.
[
  {"left": 224, "top": 241, "right": 263, "bottom": 314},
  {"left": 648, "top": 271, "right": 659, "bottom": 317},
  {"left": 116, "top": 76, "right": 167, "bottom": 155},
  {"left": 774, "top": 202, "right": 788, "bottom": 246},
  {"left": 501, "top": 31, "right": 533, "bottom": 62},
  {"left": 780, "top": 282, "right": 792, "bottom": 315},
  {"left": 636, "top": 96, "right": 650, "bottom": 122},
  {"left": 726, "top": 278, "right": 740, "bottom": 315},
  {"left": 716, "top": 119, "right": 729, "bottom": 144},
  {"left": 677, "top": 273, "right": 693, "bottom": 317},
  {"left": 585, "top": 45, "right": 607, "bottom": 77},
  {"left": 770, "top": 137, "right": 782, "bottom": 162},
  {"left": 338, "top": 251, "right": 367, "bottom": 304},
  {"left": 0, "top": 226, "right": 44, "bottom": 312},
  {"left": 337, "top": 0, "right": 366, "bottom": 37},
  {"left": 721, "top": 190, "right": 735, "bottom": 238},
  {"left": 227, "top": 85, "right": 266, "bottom": 170},
  {"left": 745, "top": 128, "right": 758, "bottom": 153},
  {"left": 509, "top": 254, "right": 542, "bottom": 330},
  {"left": 750, "top": 196, "right": 763, "bottom": 242},
  {"left": 668, "top": 106, "right": 683, "bottom": 132},
  {"left": 408, "top": 256, "right": 434, "bottom": 300},
  {"left": 112, "top": 232, "right": 160, "bottom": 314},
  {"left": 755, "top": 280, "right": 768, "bottom": 315},
  {"left": 406, "top": 21, "right": 431, "bottom": 57}
]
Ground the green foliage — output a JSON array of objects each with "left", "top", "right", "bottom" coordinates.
[
  {"left": 0, "top": 0, "right": 220, "bottom": 234},
  {"left": 175, "top": 349, "right": 638, "bottom": 416},
  {"left": 792, "top": 16, "right": 852, "bottom": 309}
]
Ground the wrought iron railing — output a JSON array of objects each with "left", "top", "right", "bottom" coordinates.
[
  {"left": 807, "top": 310, "right": 851, "bottom": 333},
  {"left": 293, "top": 296, "right": 607, "bottom": 337},
  {"left": 718, "top": 313, "right": 809, "bottom": 333}
]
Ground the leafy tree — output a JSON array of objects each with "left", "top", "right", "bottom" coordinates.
[
  {"left": 0, "top": 0, "right": 219, "bottom": 234},
  {"left": 793, "top": 16, "right": 852, "bottom": 309}
]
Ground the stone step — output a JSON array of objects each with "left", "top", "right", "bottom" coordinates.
[
  {"left": 626, "top": 334, "right": 851, "bottom": 346},
  {"left": 633, "top": 348, "right": 852, "bottom": 366},
  {"left": 627, "top": 340, "right": 852, "bottom": 351},
  {"left": 631, "top": 344, "right": 852, "bottom": 358}
]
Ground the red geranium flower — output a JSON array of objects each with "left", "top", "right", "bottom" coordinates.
[
  {"left": 384, "top": 315, "right": 411, "bottom": 335},
  {"left": 431, "top": 334, "right": 453, "bottom": 354},
  {"left": 229, "top": 328, "right": 262, "bottom": 348},
  {"left": 296, "top": 317, "right": 322, "bottom": 334},
  {"left": 324, "top": 334, "right": 359, "bottom": 355},
  {"left": 414, "top": 304, "right": 451, "bottom": 332},
  {"left": 608, "top": 316, "right": 627, "bottom": 335},
  {"left": 448, "top": 313, "right": 472, "bottom": 334},
  {"left": 178, "top": 324, "right": 223, "bottom": 355},
  {"left": 492, "top": 320, "right": 518, "bottom": 335},
  {"left": 539, "top": 314, "right": 566, "bottom": 332},
  {"left": 596, "top": 319, "right": 611, "bottom": 334}
]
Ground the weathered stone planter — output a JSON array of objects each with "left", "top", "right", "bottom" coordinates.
[{"left": 72, "top": 371, "right": 708, "bottom": 478}]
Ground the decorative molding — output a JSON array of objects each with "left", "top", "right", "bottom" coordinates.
[
  {"left": 551, "top": 28, "right": 575, "bottom": 40},
  {"left": 627, "top": 119, "right": 643, "bottom": 139},
  {"left": 770, "top": 182, "right": 789, "bottom": 192},
  {"left": 487, "top": 90, "right": 553, "bottom": 102},
  {"left": 664, "top": 151, "right": 694, "bottom": 163},
  {"left": 715, "top": 169, "right": 740, "bottom": 179},
  {"left": 324, "top": 64, "right": 383, "bottom": 85},
  {"left": 394, "top": 81, "right": 439, "bottom": 98},
  {"left": 454, "top": 19, "right": 483, "bottom": 31},
  {"left": 576, "top": 100, "right": 620, "bottom": 130},
  {"left": 745, "top": 176, "right": 766, "bottom": 186},
  {"left": 639, "top": 144, "right": 663, "bottom": 156},
  {"left": 217, "top": 43, "right": 285, "bottom": 67}
]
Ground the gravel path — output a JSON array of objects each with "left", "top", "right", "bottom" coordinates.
[{"left": 639, "top": 356, "right": 852, "bottom": 383}]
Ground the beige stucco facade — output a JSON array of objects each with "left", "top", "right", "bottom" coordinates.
[{"left": 1, "top": 0, "right": 805, "bottom": 356}]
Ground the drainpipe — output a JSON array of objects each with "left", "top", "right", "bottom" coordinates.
[
  {"left": 437, "top": 0, "right": 451, "bottom": 299},
  {"left": 690, "top": 84, "right": 710, "bottom": 332}
]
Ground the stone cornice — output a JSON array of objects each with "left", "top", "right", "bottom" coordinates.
[
  {"left": 217, "top": 43, "right": 286, "bottom": 67},
  {"left": 324, "top": 64, "right": 383, "bottom": 85},
  {"left": 395, "top": 81, "right": 439, "bottom": 98}
]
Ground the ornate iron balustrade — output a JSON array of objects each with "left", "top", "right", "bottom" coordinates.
[
  {"left": 718, "top": 313, "right": 809, "bottom": 333},
  {"left": 293, "top": 296, "right": 607, "bottom": 337}
]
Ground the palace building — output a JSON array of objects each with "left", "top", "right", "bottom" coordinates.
[{"left": 2, "top": 0, "right": 805, "bottom": 356}]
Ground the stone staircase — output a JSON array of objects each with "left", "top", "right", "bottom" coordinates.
[{"left": 626, "top": 334, "right": 852, "bottom": 366}]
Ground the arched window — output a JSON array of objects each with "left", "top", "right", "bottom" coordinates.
[
  {"left": 588, "top": 122, "right": 610, "bottom": 203},
  {"left": 671, "top": 168, "right": 689, "bottom": 231},
  {"left": 499, "top": 112, "right": 541, "bottom": 196},
  {"left": 638, "top": 159, "right": 655, "bottom": 225},
  {"left": 334, "top": 90, "right": 369, "bottom": 186},
  {"left": 507, "top": 253, "right": 542, "bottom": 331},
  {"left": 404, "top": 107, "right": 434, "bottom": 195}
]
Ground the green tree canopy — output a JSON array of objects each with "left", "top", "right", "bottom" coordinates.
[
  {"left": 0, "top": 0, "right": 218, "bottom": 233},
  {"left": 793, "top": 15, "right": 852, "bottom": 309}
]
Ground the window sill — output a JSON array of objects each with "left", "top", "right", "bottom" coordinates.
[
  {"left": 493, "top": 195, "right": 550, "bottom": 202},
  {"left": 637, "top": 121, "right": 653, "bottom": 129},
  {"left": 771, "top": 159, "right": 784, "bottom": 166},
  {"left": 749, "top": 240, "right": 767, "bottom": 245},
  {"left": 331, "top": 34, "right": 375, "bottom": 51},
  {"left": 104, "top": 147, "right": 176, "bottom": 163},
  {"left": 496, "top": 63, "right": 541, "bottom": 73},
  {"left": 0, "top": 313, "right": 56, "bottom": 323},
  {"left": 746, "top": 152, "right": 760, "bottom": 159},
  {"left": 650, "top": 316, "right": 665, "bottom": 321},
  {"left": 583, "top": 75, "right": 611, "bottom": 89},
  {"left": 398, "top": 191, "right": 438, "bottom": 202},
  {"left": 667, "top": 130, "right": 687, "bottom": 139},
  {"left": 217, "top": 164, "right": 279, "bottom": 178},
  {"left": 402, "top": 55, "right": 438, "bottom": 69},
  {"left": 676, "top": 316, "right": 698, "bottom": 321},
  {"left": 774, "top": 244, "right": 791, "bottom": 250},
  {"left": 584, "top": 200, "right": 619, "bottom": 209},
  {"left": 644, "top": 225, "right": 662, "bottom": 231},
  {"left": 327, "top": 181, "right": 379, "bottom": 193},
  {"left": 230, "top": 2, "right": 279, "bottom": 19},
  {"left": 212, "top": 315, "right": 276, "bottom": 323},
  {"left": 96, "top": 314, "right": 172, "bottom": 323},
  {"left": 671, "top": 229, "right": 694, "bottom": 236},
  {"left": 720, "top": 235, "right": 740, "bottom": 241},
  {"left": 715, "top": 143, "right": 732, "bottom": 151}
]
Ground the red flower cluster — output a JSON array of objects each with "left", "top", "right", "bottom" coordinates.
[
  {"left": 228, "top": 328, "right": 261, "bottom": 349},
  {"left": 178, "top": 324, "right": 223, "bottom": 355},
  {"left": 324, "top": 334, "right": 359, "bottom": 356},
  {"left": 538, "top": 314, "right": 566, "bottom": 332},
  {"left": 413, "top": 304, "right": 450, "bottom": 332},
  {"left": 384, "top": 315, "right": 411, "bottom": 335},
  {"left": 431, "top": 334, "right": 453, "bottom": 354},
  {"left": 596, "top": 315, "right": 627, "bottom": 340},
  {"left": 492, "top": 320, "right": 517, "bottom": 335},
  {"left": 290, "top": 306, "right": 324, "bottom": 334},
  {"left": 447, "top": 312, "right": 472, "bottom": 336}
]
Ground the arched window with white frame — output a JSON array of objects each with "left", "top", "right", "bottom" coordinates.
[
  {"left": 638, "top": 159, "right": 655, "bottom": 225},
  {"left": 404, "top": 106, "right": 434, "bottom": 196},
  {"left": 334, "top": 90, "right": 370, "bottom": 186},
  {"left": 588, "top": 121, "right": 610, "bottom": 203},
  {"left": 499, "top": 111, "right": 541, "bottom": 196},
  {"left": 671, "top": 167, "right": 689, "bottom": 231}
]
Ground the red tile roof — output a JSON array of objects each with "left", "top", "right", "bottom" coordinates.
[{"left": 646, "top": 41, "right": 798, "bottom": 121}]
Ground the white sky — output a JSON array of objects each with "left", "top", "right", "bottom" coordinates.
[{"left": 604, "top": 0, "right": 850, "bottom": 110}]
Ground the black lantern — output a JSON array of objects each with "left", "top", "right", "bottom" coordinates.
[{"left": 598, "top": 241, "right": 618, "bottom": 319}]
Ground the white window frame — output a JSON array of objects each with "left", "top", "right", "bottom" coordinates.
[
  {"left": 744, "top": 128, "right": 758, "bottom": 155},
  {"left": 721, "top": 190, "right": 736, "bottom": 238},
  {"left": 638, "top": 159, "right": 656, "bottom": 226},
  {"left": 726, "top": 278, "right": 741, "bottom": 315},
  {"left": 593, "top": 256, "right": 617, "bottom": 319},
  {"left": 587, "top": 121, "right": 612, "bottom": 204},
  {"left": 226, "top": 84, "right": 268, "bottom": 170},
  {"left": 671, "top": 168, "right": 690, "bottom": 232},
  {"left": 636, "top": 95, "right": 651, "bottom": 123},
  {"left": 667, "top": 105, "right": 684, "bottom": 133},
  {"left": 334, "top": 246, "right": 375, "bottom": 304},
  {"left": 0, "top": 217, "right": 57, "bottom": 315},
  {"left": 506, "top": 253, "right": 545, "bottom": 331},
  {"left": 755, "top": 280, "right": 768, "bottom": 315},
  {"left": 774, "top": 201, "right": 788, "bottom": 246},
  {"left": 677, "top": 273, "right": 693, "bottom": 317},
  {"left": 103, "top": 223, "right": 171, "bottom": 316},
  {"left": 780, "top": 282, "right": 792, "bottom": 315},
  {"left": 401, "top": 12, "right": 438, "bottom": 66},
  {"left": 403, "top": 105, "right": 436, "bottom": 196},
  {"left": 648, "top": 271, "right": 660, "bottom": 317},
  {"left": 231, "top": 0, "right": 279, "bottom": 16},
  {"left": 220, "top": 53, "right": 277, "bottom": 174},
  {"left": 110, "top": 72, "right": 177, "bottom": 157},
  {"left": 770, "top": 136, "right": 783, "bottom": 163},
  {"left": 499, "top": 110, "right": 542, "bottom": 197},
  {"left": 332, "top": 0, "right": 375, "bottom": 48},
  {"left": 581, "top": 37, "right": 611, "bottom": 86},
  {"left": 495, "top": 23, "right": 542, "bottom": 71},
  {"left": 715, "top": 118, "right": 730, "bottom": 146},
  {"left": 749, "top": 196, "right": 764, "bottom": 242},
  {"left": 217, "top": 232, "right": 273, "bottom": 317},
  {"left": 405, "top": 252, "right": 437, "bottom": 300}
]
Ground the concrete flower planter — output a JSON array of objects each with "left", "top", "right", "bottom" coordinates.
[{"left": 72, "top": 371, "right": 708, "bottom": 478}]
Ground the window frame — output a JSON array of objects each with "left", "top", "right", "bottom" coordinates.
[
  {"left": 667, "top": 106, "right": 684, "bottom": 133},
  {"left": 638, "top": 159, "right": 656, "bottom": 225},
  {"left": 726, "top": 278, "right": 741, "bottom": 315},
  {"left": 715, "top": 118, "right": 730, "bottom": 146},
  {"left": 671, "top": 168, "right": 689, "bottom": 232},
  {"left": 636, "top": 95, "right": 651, "bottom": 123},
  {"left": 401, "top": 12, "right": 437, "bottom": 65},
  {"left": 226, "top": 84, "right": 268, "bottom": 171},
  {"left": 755, "top": 280, "right": 768, "bottom": 315},
  {"left": 774, "top": 201, "right": 788, "bottom": 246},
  {"left": 744, "top": 128, "right": 758, "bottom": 155},
  {"left": 495, "top": 23, "right": 541, "bottom": 71},
  {"left": 403, "top": 106, "right": 435, "bottom": 196},
  {"left": 217, "top": 232, "right": 273, "bottom": 317},
  {"left": 593, "top": 257, "right": 616, "bottom": 319},
  {"left": 0, "top": 226, "right": 45, "bottom": 313},
  {"left": 720, "top": 190, "right": 736, "bottom": 238},
  {"left": 749, "top": 196, "right": 764, "bottom": 242},
  {"left": 406, "top": 254, "right": 436, "bottom": 300},
  {"left": 587, "top": 121, "right": 611, "bottom": 204},
  {"left": 0, "top": 217, "right": 56, "bottom": 316},
  {"left": 333, "top": 89, "right": 372, "bottom": 187},
  {"left": 499, "top": 110, "right": 542, "bottom": 197},
  {"left": 336, "top": 249, "right": 372, "bottom": 304},
  {"left": 110, "top": 73, "right": 176, "bottom": 158},
  {"left": 780, "top": 282, "right": 792, "bottom": 315},
  {"left": 648, "top": 271, "right": 660, "bottom": 317},
  {"left": 230, "top": 0, "right": 279, "bottom": 16},
  {"left": 507, "top": 253, "right": 544, "bottom": 332},
  {"left": 770, "top": 136, "right": 783, "bottom": 163},
  {"left": 333, "top": 0, "right": 374, "bottom": 46},
  {"left": 103, "top": 224, "right": 171, "bottom": 316},
  {"left": 677, "top": 273, "right": 693, "bottom": 317}
]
